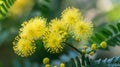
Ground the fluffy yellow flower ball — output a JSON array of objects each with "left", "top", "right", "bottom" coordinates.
[
  {"left": 61, "top": 7, "right": 81, "bottom": 25},
  {"left": 43, "top": 31, "right": 66, "bottom": 53},
  {"left": 13, "top": 17, "right": 47, "bottom": 57},
  {"left": 73, "top": 20, "right": 93, "bottom": 40},
  {"left": 19, "top": 17, "right": 46, "bottom": 40},
  {"left": 13, "top": 38, "right": 36, "bottom": 57},
  {"left": 49, "top": 19, "right": 67, "bottom": 34}
]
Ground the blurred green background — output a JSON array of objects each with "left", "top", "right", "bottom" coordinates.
[{"left": 0, "top": 0, "right": 120, "bottom": 67}]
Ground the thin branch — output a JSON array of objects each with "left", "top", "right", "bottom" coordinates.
[{"left": 65, "top": 42, "right": 82, "bottom": 54}]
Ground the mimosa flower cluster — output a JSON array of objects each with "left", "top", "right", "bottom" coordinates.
[{"left": 13, "top": 7, "right": 93, "bottom": 57}]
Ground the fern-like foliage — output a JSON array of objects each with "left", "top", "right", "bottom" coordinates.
[
  {"left": 65, "top": 56, "right": 120, "bottom": 67},
  {"left": 89, "top": 56, "right": 120, "bottom": 67},
  {"left": 0, "top": 0, "right": 16, "bottom": 20},
  {"left": 65, "top": 55, "right": 90, "bottom": 67},
  {"left": 89, "top": 22, "right": 120, "bottom": 47}
]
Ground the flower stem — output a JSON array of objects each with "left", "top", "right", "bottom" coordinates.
[{"left": 65, "top": 42, "right": 82, "bottom": 54}]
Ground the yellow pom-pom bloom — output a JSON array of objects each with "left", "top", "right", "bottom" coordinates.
[
  {"left": 61, "top": 7, "right": 81, "bottom": 26},
  {"left": 43, "top": 31, "right": 66, "bottom": 53},
  {"left": 19, "top": 17, "right": 46, "bottom": 40},
  {"left": 43, "top": 57, "right": 50, "bottom": 64},
  {"left": 73, "top": 20, "right": 93, "bottom": 40},
  {"left": 100, "top": 41, "right": 107, "bottom": 48},
  {"left": 49, "top": 19, "right": 67, "bottom": 34},
  {"left": 60, "top": 63, "right": 65, "bottom": 67},
  {"left": 13, "top": 38, "right": 36, "bottom": 57},
  {"left": 91, "top": 44, "right": 97, "bottom": 50}
]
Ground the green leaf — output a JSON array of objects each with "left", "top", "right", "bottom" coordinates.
[
  {"left": 65, "top": 55, "right": 90, "bottom": 67},
  {"left": 89, "top": 22, "right": 120, "bottom": 48},
  {"left": 101, "top": 28, "right": 112, "bottom": 37},
  {"left": 78, "top": 56, "right": 120, "bottom": 67},
  {"left": 109, "top": 25, "right": 118, "bottom": 34},
  {"left": 90, "top": 56, "right": 120, "bottom": 66},
  {"left": 70, "top": 58, "right": 77, "bottom": 67},
  {"left": 0, "top": 0, "right": 16, "bottom": 20},
  {"left": 41, "top": 55, "right": 120, "bottom": 67},
  {"left": 117, "top": 23, "right": 120, "bottom": 31},
  {"left": 75, "top": 56, "right": 81, "bottom": 67}
]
